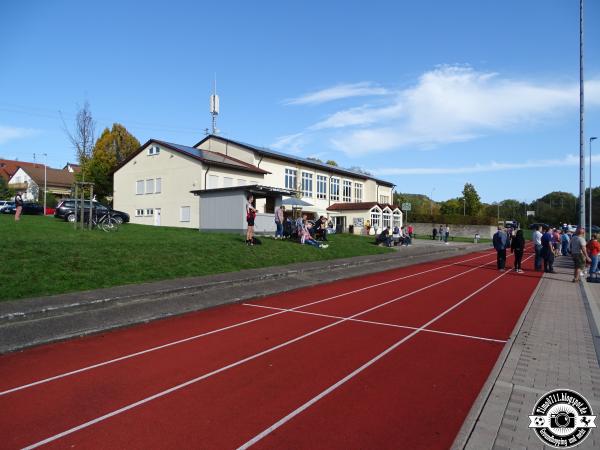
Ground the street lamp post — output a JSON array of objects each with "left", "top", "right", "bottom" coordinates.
[
  {"left": 591, "top": 137, "right": 598, "bottom": 238},
  {"left": 463, "top": 197, "right": 466, "bottom": 216},
  {"left": 430, "top": 187, "right": 436, "bottom": 215},
  {"left": 42, "top": 153, "right": 47, "bottom": 216}
]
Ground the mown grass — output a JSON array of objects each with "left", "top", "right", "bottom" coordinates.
[{"left": 0, "top": 215, "right": 392, "bottom": 302}]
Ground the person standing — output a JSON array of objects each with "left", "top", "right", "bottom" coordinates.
[
  {"left": 274, "top": 204, "right": 285, "bottom": 239},
  {"left": 561, "top": 230, "right": 571, "bottom": 256},
  {"left": 493, "top": 226, "right": 508, "bottom": 271},
  {"left": 432, "top": 226, "right": 437, "bottom": 240},
  {"left": 14, "top": 191, "right": 24, "bottom": 221},
  {"left": 586, "top": 234, "right": 600, "bottom": 275},
  {"left": 541, "top": 226, "right": 555, "bottom": 273},
  {"left": 532, "top": 225, "right": 543, "bottom": 271},
  {"left": 438, "top": 225, "right": 444, "bottom": 241},
  {"left": 444, "top": 224, "right": 450, "bottom": 244},
  {"left": 407, "top": 224, "right": 414, "bottom": 239},
  {"left": 571, "top": 227, "right": 591, "bottom": 282},
  {"left": 245, "top": 194, "right": 256, "bottom": 245},
  {"left": 511, "top": 229, "right": 526, "bottom": 273}
]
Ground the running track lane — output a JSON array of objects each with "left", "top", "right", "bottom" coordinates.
[
  {"left": 8, "top": 253, "right": 541, "bottom": 449},
  {"left": 0, "top": 252, "right": 495, "bottom": 448}
]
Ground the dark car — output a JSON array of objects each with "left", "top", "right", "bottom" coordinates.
[
  {"left": 2, "top": 202, "right": 44, "bottom": 215},
  {"left": 54, "top": 199, "right": 130, "bottom": 224}
]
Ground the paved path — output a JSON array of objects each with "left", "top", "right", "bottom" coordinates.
[{"left": 456, "top": 255, "right": 600, "bottom": 449}]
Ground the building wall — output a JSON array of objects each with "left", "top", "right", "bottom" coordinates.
[
  {"left": 114, "top": 143, "right": 265, "bottom": 228},
  {"left": 409, "top": 222, "right": 497, "bottom": 239}
]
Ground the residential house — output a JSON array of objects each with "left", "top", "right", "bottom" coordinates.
[{"left": 8, "top": 165, "right": 74, "bottom": 201}]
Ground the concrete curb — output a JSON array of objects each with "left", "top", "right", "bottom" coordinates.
[{"left": 0, "top": 243, "right": 490, "bottom": 354}]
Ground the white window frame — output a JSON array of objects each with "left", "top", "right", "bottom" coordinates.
[
  {"left": 382, "top": 206, "right": 393, "bottom": 230},
  {"left": 301, "top": 171, "right": 313, "bottom": 198},
  {"left": 146, "top": 179, "right": 155, "bottom": 194},
  {"left": 342, "top": 180, "right": 352, "bottom": 202},
  {"left": 330, "top": 177, "right": 340, "bottom": 202},
  {"left": 370, "top": 205, "right": 382, "bottom": 230},
  {"left": 180, "top": 206, "right": 191, "bottom": 222},
  {"left": 354, "top": 182, "right": 363, "bottom": 202},
  {"left": 146, "top": 208, "right": 154, "bottom": 216},
  {"left": 379, "top": 194, "right": 390, "bottom": 204},
  {"left": 316, "top": 175, "right": 327, "bottom": 200},
  {"left": 237, "top": 179, "right": 246, "bottom": 186},
  {"left": 147, "top": 145, "right": 160, "bottom": 156},
  {"left": 392, "top": 208, "right": 402, "bottom": 229},
  {"left": 208, "top": 174, "right": 219, "bottom": 189},
  {"left": 285, "top": 167, "right": 297, "bottom": 191},
  {"left": 135, "top": 209, "right": 144, "bottom": 217},
  {"left": 136, "top": 180, "right": 144, "bottom": 195},
  {"left": 155, "top": 178, "right": 162, "bottom": 194}
]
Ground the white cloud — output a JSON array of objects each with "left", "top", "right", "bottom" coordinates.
[
  {"left": 283, "top": 66, "right": 600, "bottom": 156},
  {"left": 285, "top": 82, "right": 388, "bottom": 105},
  {"left": 271, "top": 132, "right": 307, "bottom": 154},
  {"left": 371, "top": 153, "right": 597, "bottom": 176},
  {"left": 0, "top": 125, "right": 39, "bottom": 144}
]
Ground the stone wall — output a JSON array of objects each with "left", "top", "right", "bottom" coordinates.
[{"left": 409, "top": 222, "right": 496, "bottom": 239}]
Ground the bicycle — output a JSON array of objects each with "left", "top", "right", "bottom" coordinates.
[{"left": 91, "top": 208, "right": 120, "bottom": 232}]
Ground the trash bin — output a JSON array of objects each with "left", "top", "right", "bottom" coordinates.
[
  {"left": 348, "top": 225, "right": 354, "bottom": 234},
  {"left": 336, "top": 223, "right": 343, "bottom": 234}
]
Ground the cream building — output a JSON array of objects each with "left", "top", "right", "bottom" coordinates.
[{"left": 113, "top": 135, "right": 396, "bottom": 232}]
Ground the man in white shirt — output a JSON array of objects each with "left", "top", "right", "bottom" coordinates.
[
  {"left": 570, "top": 227, "right": 590, "bottom": 282},
  {"left": 532, "top": 225, "right": 543, "bottom": 271}
]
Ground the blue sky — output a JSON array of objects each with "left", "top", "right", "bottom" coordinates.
[{"left": 1, "top": 0, "right": 599, "bottom": 203}]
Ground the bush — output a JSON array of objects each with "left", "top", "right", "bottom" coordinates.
[{"left": 406, "top": 213, "right": 496, "bottom": 225}]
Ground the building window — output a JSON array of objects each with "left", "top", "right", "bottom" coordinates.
[
  {"left": 393, "top": 209, "right": 402, "bottom": 228},
  {"left": 301, "top": 171, "right": 313, "bottom": 197},
  {"left": 146, "top": 208, "right": 154, "bottom": 216},
  {"left": 379, "top": 195, "right": 390, "bottom": 204},
  {"left": 354, "top": 183, "right": 363, "bottom": 202},
  {"left": 285, "top": 168, "right": 297, "bottom": 190},
  {"left": 382, "top": 207, "right": 392, "bottom": 230},
  {"left": 180, "top": 206, "right": 191, "bottom": 222},
  {"left": 316, "top": 175, "right": 327, "bottom": 199},
  {"left": 330, "top": 177, "right": 340, "bottom": 201},
  {"left": 147, "top": 145, "right": 160, "bottom": 156},
  {"left": 136, "top": 180, "right": 144, "bottom": 195},
  {"left": 155, "top": 178, "right": 162, "bottom": 193},
  {"left": 370, "top": 206, "right": 382, "bottom": 230},
  {"left": 146, "top": 179, "right": 155, "bottom": 194},
  {"left": 208, "top": 175, "right": 219, "bottom": 189},
  {"left": 135, "top": 209, "right": 144, "bottom": 217},
  {"left": 343, "top": 180, "right": 352, "bottom": 202}
]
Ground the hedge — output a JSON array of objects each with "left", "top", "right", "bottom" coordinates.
[{"left": 404, "top": 213, "right": 497, "bottom": 226}]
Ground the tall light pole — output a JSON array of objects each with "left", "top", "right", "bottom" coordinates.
[
  {"left": 430, "top": 187, "right": 436, "bottom": 215},
  {"left": 579, "top": 0, "right": 586, "bottom": 228},
  {"left": 42, "top": 153, "right": 47, "bottom": 216},
  {"left": 591, "top": 136, "right": 598, "bottom": 238},
  {"left": 463, "top": 197, "right": 466, "bottom": 216}
]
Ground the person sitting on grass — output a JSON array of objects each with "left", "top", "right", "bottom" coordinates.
[
  {"left": 376, "top": 227, "right": 393, "bottom": 247},
  {"left": 301, "top": 223, "right": 328, "bottom": 248}
]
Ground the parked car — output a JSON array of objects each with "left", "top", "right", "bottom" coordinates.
[
  {"left": 591, "top": 225, "right": 600, "bottom": 233},
  {"left": 0, "top": 201, "right": 15, "bottom": 213},
  {"left": 529, "top": 223, "right": 550, "bottom": 230},
  {"left": 1, "top": 202, "right": 44, "bottom": 215},
  {"left": 54, "top": 199, "right": 130, "bottom": 224}
]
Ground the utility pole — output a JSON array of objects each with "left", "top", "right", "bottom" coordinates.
[{"left": 579, "top": 0, "right": 586, "bottom": 227}]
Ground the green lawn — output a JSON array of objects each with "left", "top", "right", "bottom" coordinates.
[{"left": 0, "top": 215, "right": 392, "bottom": 302}]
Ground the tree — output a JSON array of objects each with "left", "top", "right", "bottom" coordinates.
[
  {"left": 0, "top": 176, "right": 15, "bottom": 199},
  {"left": 440, "top": 198, "right": 462, "bottom": 215},
  {"left": 306, "top": 157, "right": 323, "bottom": 163},
  {"left": 325, "top": 160, "right": 338, "bottom": 166},
  {"left": 83, "top": 123, "right": 140, "bottom": 198},
  {"left": 462, "top": 183, "right": 481, "bottom": 216},
  {"left": 62, "top": 101, "right": 96, "bottom": 181},
  {"left": 533, "top": 191, "right": 577, "bottom": 225}
]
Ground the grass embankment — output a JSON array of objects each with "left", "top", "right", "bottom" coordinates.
[{"left": 0, "top": 216, "right": 392, "bottom": 302}]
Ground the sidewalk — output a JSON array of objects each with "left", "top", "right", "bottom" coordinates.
[
  {"left": 0, "top": 240, "right": 489, "bottom": 354},
  {"left": 455, "top": 256, "right": 600, "bottom": 449}
]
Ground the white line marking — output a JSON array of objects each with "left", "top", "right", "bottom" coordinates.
[
  {"left": 237, "top": 254, "right": 534, "bottom": 449},
  {"left": 242, "top": 303, "right": 508, "bottom": 344},
  {"left": 1, "top": 252, "right": 493, "bottom": 397},
  {"left": 21, "top": 255, "right": 500, "bottom": 449}
]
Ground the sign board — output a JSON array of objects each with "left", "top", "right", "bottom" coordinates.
[
  {"left": 401, "top": 202, "right": 412, "bottom": 211},
  {"left": 353, "top": 217, "right": 364, "bottom": 227},
  {"left": 526, "top": 210, "right": 535, "bottom": 217}
]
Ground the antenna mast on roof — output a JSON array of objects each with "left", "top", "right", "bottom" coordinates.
[{"left": 209, "top": 74, "right": 219, "bottom": 135}]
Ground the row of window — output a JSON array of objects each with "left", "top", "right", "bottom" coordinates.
[
  {"left": 135, "top": 206, "right": 191, "bottom": 222},
  {"left": 136, "top": 178, "right": 162, "bottom": 195},
  {"left": 285, "top": 168, "right": 363, "bottom": 202},
  {"left": 370, "top": 206, "right": 402, "bottom": 230},
  {"left": 207, "top": 175, "right": 248, "bottom": 189}
]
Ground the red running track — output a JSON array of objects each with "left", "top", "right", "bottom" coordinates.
[{"left": 0, "top": 249, "right": 542, "bottom": 449}]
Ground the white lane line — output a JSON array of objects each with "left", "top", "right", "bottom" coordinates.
[
  {"left": 20, "top": 255, "right": 499, "bottom": 449},
  {"left": 242, "top": 303, "right": 508, "bottom": 344},
  {"left": 236, "top": 254, "right": 533, "bottom": 450},
  {"left": 1, "top": 251, "right": 493, "bottom": 397}
]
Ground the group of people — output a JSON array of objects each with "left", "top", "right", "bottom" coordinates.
[
  {"left": 432, "top": 224, "right": 451, "bottom": 244},
  {"left": 375, "top": 225, "right": 412, "bottom": 247},
  {"left": 491, "top": 223, "right": 600, "bottom": 282}
]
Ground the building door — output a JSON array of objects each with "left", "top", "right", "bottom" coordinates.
[{"left": 154, "top": 208, "right": 161, "bottom": 226}]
